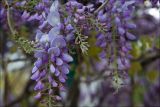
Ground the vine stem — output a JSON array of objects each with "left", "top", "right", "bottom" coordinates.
[
  {"left": 48, "top": 61, "right": 52, "bottom": 107},
  {"left": 94, "top": 0, "right": 109, "bottom": 15},
  {"left": 112, "top": 17, "right": 120, "bottom": 93},
  {"left": 4, "top": 0, "right": 17, "bottom": 35}
]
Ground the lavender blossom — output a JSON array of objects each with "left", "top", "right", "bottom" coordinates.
[
  {"left": 31, "top": 0, "right": 73, "bottom": 101},
  {"left": 96, "top": 0, "right": 137, "bottom": 72}
]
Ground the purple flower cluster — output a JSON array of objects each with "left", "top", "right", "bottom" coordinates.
[
  {"left": 21, "top": 0, "right": 51, "bottom": 29},
  {"left": 64, "top": 1, "right": 95, "bottom": 35},
  {"left": 96, "top": 0, "right": 137, "bottom": 71},
  {"left": 147, "top": 0, "right": 159, "bottom": 7},
  {"left": 31, "top": 0, "right": 73, "bottom": 100},
  {"left": 0, "top": 4, "right": 7, "bottom": 30},
  {"left": 144, "top": 83, "right": 160, "bottom": 106},
  {"left": 0, "top": 2, "right": 26, "bottom": 30},
  {"left": 32, "top": 31, "right": 73, "bottom": 100},
  {"left": 65, "top": 1, "right": 94, "bottom": 22},
  {"left": 0, "top": 0, "right": 51, "bottom": 31}
]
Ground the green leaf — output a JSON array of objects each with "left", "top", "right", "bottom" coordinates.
[
  {"left": 129, "top": 62, "right": 142, "bottom": 76},
  {"left": 130, "top": 42, "right": 142, "bottom": 59},
  {"left": 146, "top": 71, "right": 159, "bottom": 83},
  {"left": 140, "top": 36, "right": 152, "bottom": 50},
  {"left": 155, "top": 37, "right": 160, "bottom": 49},
  {"left": 87, "top": 36, "right": 101, "bottom": 59},
  {"left": 133, "top": 85, "right": 145, "bottom": 105}
]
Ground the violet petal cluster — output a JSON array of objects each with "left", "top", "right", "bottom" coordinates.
[
  {"left": 96, "top": 0, "right": 137, "bottom": 71},
  {"left": 31, "top": 0, "right": 73, "bottom": 100}
]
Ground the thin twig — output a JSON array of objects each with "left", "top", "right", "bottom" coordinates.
[
  {"left": 4, "top": 0, "right": 17, "bottom": 35},
  {"left": 94, "top": 0, "right": 109, "bottom": 15},
  {"left": 7, "top": 58, "right": 28, "bottom": 63},
  {"left": 132, "top": 49, "right": 160, "bottom": 67}
]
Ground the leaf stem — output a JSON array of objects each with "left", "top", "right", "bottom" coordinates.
[{"left": 94, "top": 0, "right": 109, "bottom": 15}]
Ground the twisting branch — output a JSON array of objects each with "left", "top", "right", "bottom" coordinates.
[
  {"left": 4, "top": 80, "right": 33, "bottom": 107},
  {"left": 7, "top": 58, "right": 28, "bottom": 63},
  {"left": 4, "top": 0, "right": 17, "bottom": 35},
  {"left": 94, "top": 0, "right": 109, "bottom": 15},
  {"left": 132, "top": 49, "right": 160, "bottom": 67},
  {"left": 140, "top": 49, "right": 160, "bottom": 67},
  {"left": 4, "top": 0, "right": 34, "bottom": 54}
]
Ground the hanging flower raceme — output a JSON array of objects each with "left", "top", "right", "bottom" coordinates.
[
  {"left": 31, "top": 0, "right": 73, "bottom": 102},
  {"left": 32, "top": 32, "right": 73, "bottom": 100},
  {"left": 63, "top": 1, "right": 96, "bottom": 54},
  {"left": 96, "top": 0, "right": 137, "bottom": 72}
]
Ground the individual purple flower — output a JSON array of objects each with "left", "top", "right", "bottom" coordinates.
[
  {"left": 55, "top": 95, "right": 62, "bottom": 101},
  {"left": 61, "top": 53, "right": 73, "bottom": 62},
  {"left": 34, "top": 92, "right": 41, "bottom": 99},
  {"left": 34, "top": 81, "right": 44, "bottom": 91},
  {"left": 126, "top": 32, "right": 136, "bottom": 40},
  {"left": 31, "top": 70, "right": 40, "bottom": 80}
]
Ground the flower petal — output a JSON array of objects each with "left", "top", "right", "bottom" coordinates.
[
  {"left": 61, "top": 53, "right": 73, "bottom": 62},
  {"left": 32, "top": 66, "right": 38, "bottom": 73},
  {"left": 48, "top": 47, "right": 60, "bottom": 56},
  {"left": 31, "top": 71, "right": 40, "bottom": 80},
  {"left": 56, "top": 58, "right": 63, "bottom": 66},
  {"left": 51, "top": 54, "right": 56, "bottom": 62},
  {"left": 118, "top": 27, "right": 125, "bottom": 35},
  {"left": 55, "top": 68, "right": 60, "bottom": 76},
  {"left": 35, "top": 59, "right": 43, "bottom": 68},
  {"left": 126, "top": 32, "right": 136, "bottom": 40},
  {"left": 34, "top": 81, "right": 44, "bottom": 91},
  {"left": 52, "top": 80, "right": 58, "bottom": 87},
  {"left": 50, "top": 64, "right": 55, "bottom": 73},
  {"left": 61, "top": 65, "right": 69, "bottom": 74},
  {"left": 48, "top": 27, "right": 60, "bottom": 41},
  {"left": 47, "top": 12, "right": 60, "bottom": 26},
  {"left": 34, "top": 92, "right": 41, "bottom": 99},
  {"left": 55, "top": 95, "right": 62, "bottom": 101},
  {"left": 66, "top": 24, "right": 73, "bottom": 31},
  {"left": 34, "top": 50, "right": 46, "bottom": 58},
  {"left": 126, "top": 23, "right": 136, "bottom": 29},
  {"left": 40, "top": 70, "right": 46, "bottom": 78},
  {"left": 49, "top": 89, "right": 53, "bottom": 95},
  {"left": 48, "top": 75, "right": 53, "bottom": 83},
  {"left": 51, "top": 36, "right": 66, "bottom": 48},
  {"left": 59, "top": 75, "right": 66, "bottom": 83}
]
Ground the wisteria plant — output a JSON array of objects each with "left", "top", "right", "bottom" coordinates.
[{"left": 1, "top": 0, "right": 160, "bottom": 107}]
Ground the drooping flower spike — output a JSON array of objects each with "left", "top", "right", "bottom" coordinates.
[{"left": 31, "top": 0, "right": 73, "bottom": 102}]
